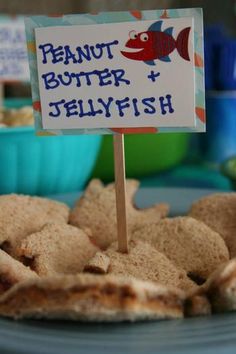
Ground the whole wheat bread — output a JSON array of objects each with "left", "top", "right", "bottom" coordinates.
[
  {"left": 189, "top": 193, "right": 236, "bottom": 257},
  {"left": 69, "top": 179, "right": 169, "bottom": 249},
  {"left": 0, "top": 274, "right": 185, "bottom": 321},
  {"left": 0, "top": 249, "right": 38, "bottom": 294},
  {"left": 85, "top": 240, "right": 196, "bottom": 292},
  {"left": 133, "top": 216, "right": 229, "bottom": 281},
  {"left": 18, "top": 223, "right": 98, "bottom": 276},
  {"left": 0, "top": 194, "right": 69, "bottom": 257},
  {"left": 204, "top": 259, "right": 236, "bottom": 313}
]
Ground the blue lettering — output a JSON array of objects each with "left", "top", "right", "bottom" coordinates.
[
  {"left": 81, "top": 72, "right": 92, "bottom": 86},
  {"left": 142, "top": 97, "right": 156, "bottom": 114},
  {"left": 96, "top": 68, "right": 112, "bottom": 86},
  {"left": 64, "top": 99, "right": 78, "bottom": 117},
  {"left": 97, "top": 97, "right": 113, "bottom": 117},
  {"left": 51, "top": 46, "right": 64, "bottom": 64},
  {"left": 39, "top": 40, "right": 119, "bottom": 65},
  {"left": 101, "top": 40, "right": 119, "bottom": 59},
  {"left": 76, "top": 44, "right": 91, "bottom": 63},
  {"left": 38, "top": 43, "right": 54, "bottom": 64},
  {"left": 77, "top": 100, "right": 92, "bottom": 118},
  {"left": 87, "top": 99, "right": 103, "bottom": 117},
  {"left": 57, "top": 71, "right": 73, "bottom": 86},
  {"left": 159, "top": 94, "right": 174, "bottom": 115},
  {"left": 90, "top": 44, "right": 103, "bottom": 60},
  {"left": 42, "top": 72, "right": 60, "bottom": 90},
  {"left": 71, "top": 72, "right": 82, "bottom": 87},
  {"left": 115, "top": 97, "right": 130, "bottom": 117},
  {"left": 132, "top": 98, "right": 140, "bottom": 116},
  {"left": 64, "top": 45, "right": 77, "bottom": 65},
  {"left": 111, "top": 69, "right": 130, "bottom": 87},
  {"left": 49, "top": 99, "right": 65, "bottom": 117},
  {"left": 38, "top": 43, "right": 64, "bottom": 64},
  {"left": 147, "top": 71, "right": 160, "bottom": 83}
]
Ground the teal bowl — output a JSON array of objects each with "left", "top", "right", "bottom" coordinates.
[{"left": 0, "top": 126, "right": 101, "bottom": 195}]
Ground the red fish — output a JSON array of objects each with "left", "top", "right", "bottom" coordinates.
[{"left": 121, "top": 20, "right": 191, "bottom": 65}]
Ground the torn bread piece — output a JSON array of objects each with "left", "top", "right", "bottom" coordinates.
[
  {"left": 189, "top": 193, "right": 236, "bottom": 257},
  {"left": 18, "top": 223, "right": 98, "bottom": 277},
  {"left": 204, "top": 259, "right": 236, "bottom": 313},
  {"left": 0, "top": 249, "right": 38, "bottom": 294},
  {"left": 184, "top": 293, "right": 211, "bottom": 317},
  {"left": 85, "top": 240, "right": 196, "bottom": 292},
  {"left": 84, "top": 252, "right": 110, "bottom": 274},
  {"left": 0, "top": 274, "right": 185, "bottom": 321},
  {"left": 69, "top": 179, "right": 169, "bottom": 249},
  {"left": 0, "top": 194, "right": 69, "bottom": 257},
  {"left": 133, "top": 217, "right": 229, "bottom": 282}
]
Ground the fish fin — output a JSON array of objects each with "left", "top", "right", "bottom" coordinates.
[
  {"left": 144, "top": 60, "right": 156, "bottom": 66},
  {"left": 164, "top": 27, "right": 173, "bottom": 36},
  {"left": 176, "top": 27, "right": 191, "bottom": 61},
  {"left": 148, "top": 20, "right": 163, "bottom": 32},
  {"left": 159, "top": 55, "right": 171, "bottom": 62}
]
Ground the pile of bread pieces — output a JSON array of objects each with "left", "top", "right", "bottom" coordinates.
[
  {"left": 0, "top": 106, "right": 34, "bottom": 128},
  {"left": 0, "top": 179, "right": 236, "bottom": 322}
]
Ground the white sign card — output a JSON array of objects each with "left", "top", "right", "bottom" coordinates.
[
  {"left": 0, "top": 16, "right": 29, "bottom": 82},
  {"left": 25, "top": 9, "right": 205, "bottom": 135},
  {"left": 35, "top": 18, "right": 194, "bottom": 130}
]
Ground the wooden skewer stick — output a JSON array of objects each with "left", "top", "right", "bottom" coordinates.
[{"left": 113, "top": 133, "right": 129, "bottom": 253}]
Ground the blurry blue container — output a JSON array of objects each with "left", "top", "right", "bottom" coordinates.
[
  {"left": 201, "top": 92, "right": 236, "bottom": 164},
  {"left": 204, "top": 25, "right": 226, "bottom": 90},
  {"left": 0, "top": 127, "right": 101, "bottom": 195},
  {"left": 217, "top": 39, "right": 236, "bottom": 90}
]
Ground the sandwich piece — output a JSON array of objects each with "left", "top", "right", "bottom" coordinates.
[
  {"left": 189, "top": 193, "right": 236, "bottom": 257},
  {"left": 3, "top": 106, "right": 34, "bottom": 127},
  {"left": 0, "top": 274, "right": 185, "bottom": 321},
  {"left": 185, "top": 258, "right": 236, "bottom": 315},
  {"left": 69, "top": 179, "right": 169, "bottom": 249},
  {"left": 85, "top": 240, "right": 196, "bottom": 292},
  {"left": 205, "top": 259, "right": 236, "bottom": 313},
  {"left": 0, "top": 249, "right": 38, "bottom": 294},
  {"left": 0, "top": 194, "right": 69, "bottom": 257},
  {"left": 84, "top": 252, "right": 110, "bottom": 274},
  {"left": 184, "top": 292, "right": 211, "bottom": 317},
  {"left": 133, "top": 217, "right": 229, "bottom": 282},
  {"left": 18, "top": 223, "right": 98, "bottom": 277}
]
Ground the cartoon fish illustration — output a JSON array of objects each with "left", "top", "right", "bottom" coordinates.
[{"left": 121, "top": 20, "right": 191, "bottom": 65}]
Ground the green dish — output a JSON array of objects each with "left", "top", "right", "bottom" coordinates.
[
  {"left": 92, "top": 133, "right": 190, "bottom": 181},
  {"left": 221, "top": 156, "right": 236, "bottom": 190}
]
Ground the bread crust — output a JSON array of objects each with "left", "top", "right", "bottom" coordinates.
[
  {"left": 184, "top": 294, "right": 211, "bottom": 317},
  {"left": 205, "top": 259, "right": 236, "bottom": 312},
  {"left": 0, "top": 274, "right": 185, "bottom": 321},
  {"left": 0, "top": 249, "right": 38, "bottom": 294}
]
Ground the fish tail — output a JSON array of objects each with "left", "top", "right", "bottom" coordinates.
[{"left": 176, "top": 27, "right": 191, "bottom": 61}]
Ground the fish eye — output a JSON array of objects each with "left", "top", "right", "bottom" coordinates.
[
  {"left": 140, "top": 33, "right": 149, "bottom": 42},
  {"left": 129, "top": 30, "right": 138, "bottom": 40}
]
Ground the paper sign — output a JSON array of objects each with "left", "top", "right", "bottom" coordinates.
[
  {"left": 25, "top": 9, "right": 205, "bottom": 135},
  {"left": 0, "top": 16, "right": 29, "bottom": 82}
]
